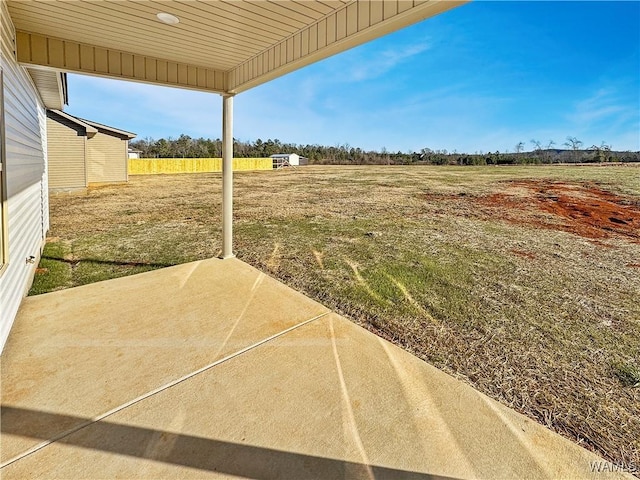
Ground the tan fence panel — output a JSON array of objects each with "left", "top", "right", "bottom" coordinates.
[{"left": 129, "top": 158, "right": 272, "bottom": 175}]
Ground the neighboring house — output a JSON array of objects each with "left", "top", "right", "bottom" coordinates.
[
  {"left": 270, "top": 153, "right": 309, "bottom": 169},
  {"left": 47, "top": 110, "right": 136, "bottom": 190},
  {"left": 0, "top": 0, "right": 65, "bottom": 349}
]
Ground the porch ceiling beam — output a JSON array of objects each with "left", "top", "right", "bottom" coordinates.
[
  {"left": 15, "top": 31, "right": 228, "bottom": 94},
  {"left": 228, "top": 0, "right": 467, "bottom": 94}
]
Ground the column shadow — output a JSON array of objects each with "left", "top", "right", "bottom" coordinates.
[{"left": 1, "top": 406, "right": 460, "bottom": 479}]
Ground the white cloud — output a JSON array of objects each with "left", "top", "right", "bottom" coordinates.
[
  {"left": 563, "top": 86, "right": 639, "bottom": 151},
  {"left": 568, "top": 87, "right": 635, "bottom": 128},
  {"left": 346, "top": 41, "right": 432, "bottom": 82},
  {"left": 67, "top": 75, "right": 221, "bottom": 140}
]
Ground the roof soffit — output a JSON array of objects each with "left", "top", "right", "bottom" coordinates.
[{"left": 8, "top": 1, "right": 466, "bottom": 94}]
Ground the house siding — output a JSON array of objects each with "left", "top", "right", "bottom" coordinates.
[
  {"left": 47, "top": 114, "right": 87, "bottom": 189},
  {"left": 87, "top": 131, "right": 127, "bottom": 183},
  {"left": 39, "top": 103, "right": 49, "bottom": 235},
  {"left": 0, "top": 0, "right": 48, "bottom": 352}
]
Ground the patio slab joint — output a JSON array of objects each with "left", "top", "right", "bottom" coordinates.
[{"left": 1, "top": 310, "right": 330, "bottom": 469}]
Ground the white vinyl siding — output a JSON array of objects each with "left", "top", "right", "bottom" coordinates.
[
  {"left": 0, "top": 71, "right": 7, "bottom": 271},
  {"left": 39, "top": 101, "right": 48, "bottom": 234},
  {"left": 47, "top": 115, "right": 87, "bottom": 189},
  {"left": 87, "top": 131, "right": 127, "bottom": 183},
  {"left": 0, "top": 0, "right": 48, "bottom": 352}
]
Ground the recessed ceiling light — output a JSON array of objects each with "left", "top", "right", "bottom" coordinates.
[{"left": 156, "top": 12, "right": 180, "bottom": 25}]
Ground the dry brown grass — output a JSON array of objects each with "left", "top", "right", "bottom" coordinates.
[{"left": 35, "top": 165, "right": 640, "bottom": 466}]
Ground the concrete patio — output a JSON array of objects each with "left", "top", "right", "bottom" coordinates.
[{"left": 0, "top": 258, "right": 631, "bottom": 479}]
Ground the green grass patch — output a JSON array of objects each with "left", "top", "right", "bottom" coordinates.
[
  {"left": 613, "top": 362, "right": 640, "bottom": 387},
  {"left": 29, "top": 230, "right": 181, "bottom": 294},
  {"left": 28, "top": 241, "right": 73, "bottom": 295},
  {"left": 337, "top": 252, "right": 476, "bottom": 324},
  {"left": 71, "top": 260, "right": 162, "bottom": 286}
]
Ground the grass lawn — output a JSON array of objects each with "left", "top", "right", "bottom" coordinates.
[{"left": 32, "top": 164, "right": 640, "bottom": 466}]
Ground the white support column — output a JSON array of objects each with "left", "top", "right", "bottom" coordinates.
[{"left": 221, "top": 94, "right": 235, "bottom": 259}]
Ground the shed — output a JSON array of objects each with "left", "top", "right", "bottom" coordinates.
[
  {"left": 270, "top": 153, "right": 309, "bottom": 169},
  {"left": 128, "top": 147, "right": 142, "bottom": 159},
  {"left": 46, "top": 110, "right": 136, "bottom": 190}
]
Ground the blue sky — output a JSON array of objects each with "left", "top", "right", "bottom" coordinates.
[{"left": 66, "top": 1, "right": 640, "bottom": 153}]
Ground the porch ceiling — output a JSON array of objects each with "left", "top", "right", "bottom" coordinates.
[{"left": 7, "top": 0, "right": 466, "bottom": 95}]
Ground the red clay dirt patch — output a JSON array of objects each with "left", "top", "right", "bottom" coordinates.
[
  {"left": 478, "top": 180, "right": 640, "bottom": 243},
  {"left": 510, "top": 249, "right": 537, "bottom": 260}
]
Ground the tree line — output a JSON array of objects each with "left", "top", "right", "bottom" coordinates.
[{"left": 130, "top": 135, "right": 640, "bottom": 165}]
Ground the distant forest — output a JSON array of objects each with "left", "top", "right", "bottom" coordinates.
[{"left": 130, "top": 135, "right": 640, "bottom": 165}]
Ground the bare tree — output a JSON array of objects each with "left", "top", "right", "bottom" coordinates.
[
  {"left": 531, "top": 139, "right": 543, "bottom": 161},
  {"left": 563, "top": 136, "right": 583, "bottom": 162},
  {"left": 381, "top": 146, "right": 390, "bottom": 165},
  {"left": 590, "top": 141, "right": 612, "bottom": 163},
  {"left": 544, "top": 140, "right": 556, "bottom": 163},
  {"left": 515, "top": 141, "right": 525, "bottom": 154},
  {"left": 564, "top": 136, "right": 583, "bottom": 150}
]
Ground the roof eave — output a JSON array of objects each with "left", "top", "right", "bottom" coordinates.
[
  {"left": 27, "top": 68, "right": 67, "bottom": 109},
  {"left": 48, "top": 109, "right": 98, "bottom": 136},
  {"left": 80, "top": 118, "right": 136, "bottom": 139}
]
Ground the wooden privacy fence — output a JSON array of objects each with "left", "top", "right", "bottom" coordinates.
[{"left": 129, "top": 158, "right": 272, "bottom": 175}]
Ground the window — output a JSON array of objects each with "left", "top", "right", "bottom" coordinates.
[{"left": 0, "top": 69, "right": 7, "bottom": 272}]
